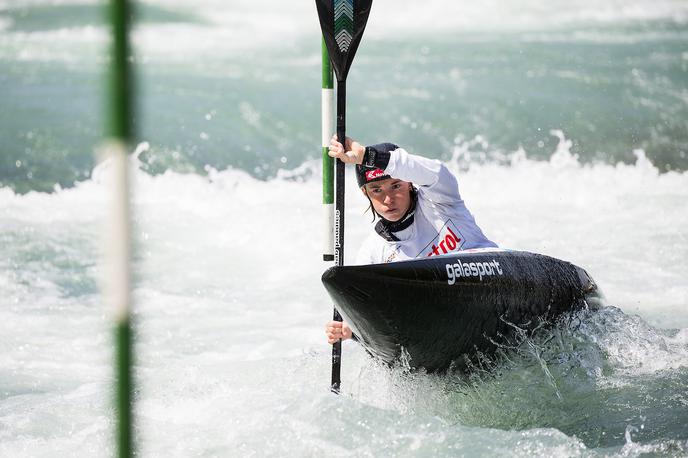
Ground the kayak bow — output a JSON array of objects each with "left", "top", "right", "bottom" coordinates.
[{"left": 322, "top": 250, "right": 601, "bottom": 372}]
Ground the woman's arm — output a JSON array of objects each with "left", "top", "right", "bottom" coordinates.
[
  {"left": 383, "top": 147, "right": 462, "bottom": 205},
  {"left": 328, "top": 135, "right": 462, "bottom": 205}
]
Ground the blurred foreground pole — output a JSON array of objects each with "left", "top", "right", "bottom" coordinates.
[
  {"left": 322, "top": 37, "right": 334, "bottom": 261},
  {"left": 105, "top": 0, "right": 135, "bottom": 456}
]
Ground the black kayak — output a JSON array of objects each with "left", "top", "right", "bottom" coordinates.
[{"left": 322, "top": 250, "right": 602, "bottom": 372}]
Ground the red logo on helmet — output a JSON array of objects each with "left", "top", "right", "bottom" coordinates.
[{"left": 365, "top": 169, "right": 385, "bottom": 181}]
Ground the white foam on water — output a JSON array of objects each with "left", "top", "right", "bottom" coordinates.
[
  {"left": 0, "top": 26, "right": 106, "bottom": 63},
  {"left": 448, "top": 133, "right": 688, "bottom": 329},
  {"left": 153, "top": 0, "right": 688, "bottom": 35},
  {"left": 2, "top": 0, "right": 687, "bottom": 64},
  {"left": 0, "top": 133, "right": 687, "bottom": 455},
  {"left": 362, "top": 0, "right": 688, "bottom": 38},
  {"left": 581, "top": 308, "right": 688, "bottom": 376},
  {"left": 2, "top": 0, "right": 687, "bottom": 454}
]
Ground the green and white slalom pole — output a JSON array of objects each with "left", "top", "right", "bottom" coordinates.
[
  {"left": 102, "top": 0, "right": 135, "bottom": 456},
  {"left": 322, "top": 38, "right": 335, "bottom": 262}
]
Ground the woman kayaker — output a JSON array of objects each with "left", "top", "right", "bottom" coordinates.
[{"left": 325, "top": 135, "right": 497, "bottom": 344}]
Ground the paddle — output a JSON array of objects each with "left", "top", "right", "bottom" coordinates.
[{"left": 315, "top": 0, "right": 374, "bottom": 393}]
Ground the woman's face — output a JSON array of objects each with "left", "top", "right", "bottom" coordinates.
[{"left": 363, "top": 178, "right": 413, "bottom": 222}]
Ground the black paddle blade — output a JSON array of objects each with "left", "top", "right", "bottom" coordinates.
[{"left": 315, "top": 0, "right": 373, "bottom": 82}]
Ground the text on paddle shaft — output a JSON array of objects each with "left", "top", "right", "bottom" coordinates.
[
  {"left": 334, "top": 209, "right": 341, "bottom": 263},
  {"left": 446, "top": 259, "right": 503, "bottom": 285}
]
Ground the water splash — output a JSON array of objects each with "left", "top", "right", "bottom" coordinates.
[{"left": 338, "top": 306, "right": 688, "bottom": 449}]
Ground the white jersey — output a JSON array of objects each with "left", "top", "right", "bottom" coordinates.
[{"left": 356, "top": 148, "right": 497, "bottom": 264}]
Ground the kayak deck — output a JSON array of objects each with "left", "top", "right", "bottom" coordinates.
[{"left": 322, "top": 250, "right": 601, "bottom": 372}]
